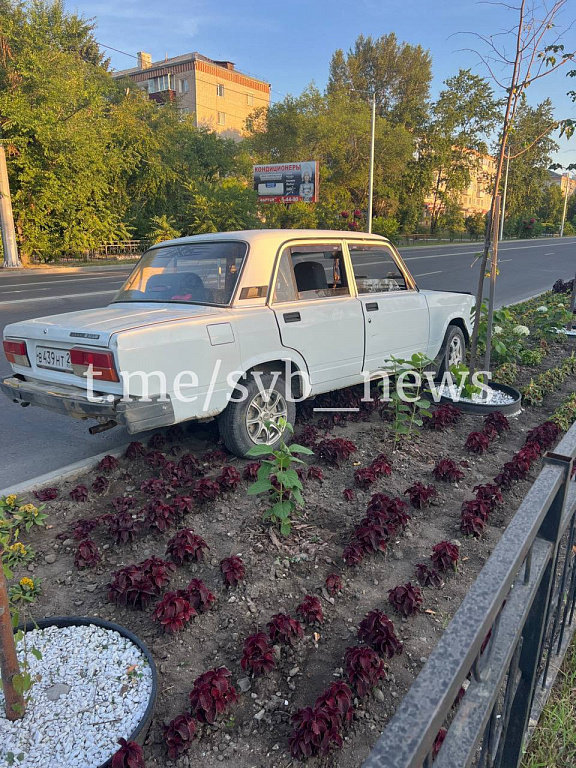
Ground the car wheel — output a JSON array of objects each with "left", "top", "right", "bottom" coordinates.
[
  {"left": 437, "top": 325, "right": 466, "bottom": 378},
  {"left": 218, "top": 373, "right": 296, "bottom": 458}
]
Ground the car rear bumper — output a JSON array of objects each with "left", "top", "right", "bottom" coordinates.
[{"left": 1, "top": 375, "right": 175, "bottom": 434}]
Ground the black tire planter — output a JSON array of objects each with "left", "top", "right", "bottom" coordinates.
[
  {"left": 17, "top": 615, "right": 157, "bottom": 768},
  {"left": 437, "top": 382, "right": 522, "bottom": 416}
]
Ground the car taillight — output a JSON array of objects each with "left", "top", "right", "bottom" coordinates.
[
  {"left": 3, "top": 339, "right": 30, "bottom": 367},
  {"left": 70, "top": 347, "right": 119, "bottom": 382}
]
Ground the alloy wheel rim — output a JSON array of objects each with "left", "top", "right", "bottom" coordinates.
[
  {"left": 448, "top": 336, "right": 464, "bottom": 367},
  {"left": 245, "top": 389, "right": 288, "bottom": 445}
]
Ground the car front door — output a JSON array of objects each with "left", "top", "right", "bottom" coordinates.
[
  {"left": 347, "top": 242, "right": 430, "bottom": 372},
  {"left": 271, "top": 242, "right": 365, "bottom": 388}
]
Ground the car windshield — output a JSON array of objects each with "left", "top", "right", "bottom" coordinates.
[{"left": 113, "top": 241, "right": 247, "bottom": 306}]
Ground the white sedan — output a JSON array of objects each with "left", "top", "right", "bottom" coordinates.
[{"left": 1, "top": 230, "right": 473, "bottom": 456}]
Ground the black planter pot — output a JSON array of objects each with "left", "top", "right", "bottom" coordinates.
[
  {"left": 17, "top": 615, "right": 157, "bottom": 768},
  {"left": 438, "top": 381, "right": 522, "bottom": 416}
]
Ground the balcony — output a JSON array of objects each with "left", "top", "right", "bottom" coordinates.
[{"left": 149, "top": 89, "right": 176, "bottom": 104}]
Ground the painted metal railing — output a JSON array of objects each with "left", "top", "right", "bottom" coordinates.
[{"left": 363, "top": 420, "right": 576, "bottom": 768}]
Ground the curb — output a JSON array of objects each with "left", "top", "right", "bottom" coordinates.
[
  {"left": 0, "top": 441, "right": 131, "bottom": 498},
  {"left": 0, "top": 264, "right": 137, "bottom": 276}
]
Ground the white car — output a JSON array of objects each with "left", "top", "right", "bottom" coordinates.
[{"left": 2, "top": 230, "right": 473, "bottom": 456}]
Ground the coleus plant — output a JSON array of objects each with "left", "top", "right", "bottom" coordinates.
[
  {"left": 460, "top": 511, "right": 486, "bottom": 538},
  {"left": 314, "top": 681, "right": 354, "bottom": 728},
  {"left": 431, "top": 541, "right": 460, "bottom": 572},
  {"left": 357, "top": 609, "right": 403, "bottom": 659},
  {"left": 307, "top": 465, "right": 324, "bottom": 483},
  {"left": 148, "top": 432, "right": 166, "bottom": 449},
  {"left": 192, "top": 478, "right": 221, "bottom": 503},
  {"left": 152, "top": 590, "right": 196, "bottom": 633},
  {"left": 111, "top": 496, "right": 136, "bottom": 514},
  {"left": 111, "top": 739, "right": 145, "bottom": 768},
  {"left": 145, "top": 500, "right": 179, "bottom": 533},
  {"left": 70, "top": 516, "right": 101, "bottom": 540},
  {"left": 241, "top": 632, "right": 276, "bottom": 676},
  {"left": 404, "top": 482, "right": 438, "bottom": 510},
  {"left": 189, "top": 666, "right": 237, "bottom": 724},
  {"left": 296, "top": 425, "right": 320, "bottom": 448},
  {"left": 465, "top": 431, "right": 491, "bottom": 455},
  {"left": 172, "top": 495, "right": 194, "bottom": 516},
  {"left": 484, "top": 411, "right": 510, "bottom": 435},
  {"left": 342, "top": 540, "right": 366, "bottom": 567},
  {"left": 296, "top": 595, "right": 324, "bottom": 625},
  {"left": 353, "top": 466, "right": 378, "bottom": 490},
  {"left": 388, "top": 582, "right": 423, "bottom": 617},
  {"left": 98, "top": 455, "right": 119, "bottom": 473},
  {"left": 166, "top": 424, "right": 185, "bottom": 442},
  {"left": 216, "top": 465, "right": 242, "bottom": 491},
  {"left": 415, "top": 563, "right": 444, "bottom": 588},
  {"left": 186, "top": 578, "right": 215, "bottom": 613},
  {"left": 243, "top": 461, "right": 261, "bottom": 480},
  {"left": 202, "top": 448, "right": 229, "bottom": 465},
  {"left": 267, "top": 613, "right": 304, "bottom": 646},
  {"left": 461, "top": 498, "right": 492, "bottom": 522},
  {"left": 525, "top": 421, "right": 560, "bottom": 451},
  {"left": 432, "top": 458, "right": 465, "bottom": 483},
  {"left": 178, "top": 453, "right": 203, "bottom": 479},
  {"left": 125, "top": 441, "right": 146, "bottom": 460},
  {"left": 352, "top": 521, "right": 391, "bottom": 555},
  {"left": 74, "top": 539, "right": 101, "bottom": 570},
  {"left": 342, "top": 488, "right": 355, "bottom": 502},
  {"left": 473, "top": 483, "right": 503, "bottom": 510},
  {"left": 140, "top": 477, "right": 166, "bottom": 496},
  {"left": 289, "top": 705, "right": 343, "bottom": 760},
  {"left": 69, "top": 484, "right": 89, "bottom": 502},
  {"left": 317, "top": 438, "right": 357, "bottom": 467},
  {"left": 423, "top": 403, "right": 461, "bottom": 430},
  {"left": 371, "top": 453, "right": 392, "bottom": 476},
  {"left": 325, "top": 573, "right": 343, "bottom": 596},
  {"left": 166, "top": 529, "right": 209, "bottom": 565},
  {"left": 34, "top": 487, "right": 58, "bottom": 501},
  {"left": 220, "top": 555, "right": 245, "bottom": 587},
  {"left": 106, "top": 511, "right": 141, "bottom": 545},
  {"left": 91, "top": 475, "right": 109, "bottom": 494},
  {"left": 108, "top": 557, "right": 176, "bottom": 609},
  {"left": 163, "top": 712, "right": 196, "bottom": 759},
  {"left": 145, "top": 451, "right": 167, "bottom": 469},
  {"left": 344, "top": 646, "right": 385, "bottom": 698}
]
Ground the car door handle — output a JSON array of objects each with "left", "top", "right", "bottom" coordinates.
[
  {"left": 366, "top": 302, "right": 379, "bottom": 312},
  {"left": 283, "top": 311, "right": 301, "bottom": 323}
]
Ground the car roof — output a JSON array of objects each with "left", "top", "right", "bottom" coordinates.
[{"left": 149, "top": 229, "right": 391, "bottom": 249}]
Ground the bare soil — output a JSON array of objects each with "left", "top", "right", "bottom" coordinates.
[{"left": 13, "top": 341, "right": 576, "bottom": 768}]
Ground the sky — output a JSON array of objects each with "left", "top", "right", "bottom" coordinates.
[{"left": 67, "top": 0, "right": 576, "bottom": 169}]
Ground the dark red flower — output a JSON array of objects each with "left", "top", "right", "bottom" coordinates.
[
  {"left": 344, "top": 646, "right": 385, "bottom": 698},
  {"left": 431, "top": 541, "right": 460, "bottom": 572},
  {"left": 189, "top": 667, "right": 237, "bottom": 724},
  {"left": 163, "top": 713, "right": 196, "bottom": 759},
  {"left": 415, "top": 563, "right": 443, "bottom": 587},
  {"left": 152, "top": 590, "right": 196, "bottom": 633},
  {"left": 34, "top": 487, "right": 58, "bottom": 501},
  {"left": 388, "top": 582, "right": 423, "bottom": 617},
  {"left": 267, "top": 613, "right": 304, "bottom": 645},
  {"left": 433, "top": 459, "right": 465, "bottom": 482},
  {"left": 69, "top": 484, "right": 89, "bottom": 502},
  {"left": 404, "top": 482, "right": 438, "bottom": 509},
  {"left": 296, "top": 595, "right": 324, "bottom": 625},
  {"left": 74, "top": 539, "right": 101, "bottom": 569},
  {"left": 220, "top": 555, "right": 245, "bottom": 587},
  {"left": 111, "top": 738, "right": 145, "bottom": 768},
  {"left": 186, "top": 578, "right": 215, "bottom": 613},
  {"left": 325, "top": 573, "right": 343, "bottom": 595},
  {"left": 357, "top": 609, "right": 403, "bottom": 658},
  {"left": 166, "top": 529, "right": 209, "bottom": 565},
  {"left": 241, "top": 632, "right": 276, "bottom": 676}
]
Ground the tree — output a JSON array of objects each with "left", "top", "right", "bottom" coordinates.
[
  {"left": 538, "top": 184, "right": 565, "bottom": 226},
  {"left": 465, "top": 212, "right": 486, "bottom": 239},
  {"left": 147, "top": 215, "right": 181, "bottom": 244},
  {"left": 327, "top": 33, "right": 432, "bottom": 129}
]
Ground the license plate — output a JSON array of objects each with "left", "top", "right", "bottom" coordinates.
[{"left": 36, "top": 346, "right": 72, "bottom": 372}]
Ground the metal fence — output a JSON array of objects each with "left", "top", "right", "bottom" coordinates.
[
  {"left": 29, "top": 240, "right": 149, "bottom": 264},
  {"left": 364, "top": 421, "right": 576, "bottom": 768}
]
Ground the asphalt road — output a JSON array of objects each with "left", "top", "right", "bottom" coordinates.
[{"left": 0, "top": 236, "right": 574, "bottom": 489}]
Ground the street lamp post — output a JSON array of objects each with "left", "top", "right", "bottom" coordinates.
[
  {"left": 559, "top": 173, "right": 571, "bottom": 237},
  {"left": 499, "top": 148, "right": 510, "bottom": 241},
  {"left": 367, "top": 92, "right": 376, "bottom": 234}
]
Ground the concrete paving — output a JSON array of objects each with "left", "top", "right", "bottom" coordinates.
[{"left": 0, "top": 236, "right": 574, "bottom": 488}]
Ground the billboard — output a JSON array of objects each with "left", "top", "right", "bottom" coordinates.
[{"left": 253, "top": 161, "right": 319, "bottom": 203}]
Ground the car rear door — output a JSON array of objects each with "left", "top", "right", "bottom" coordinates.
[
  {"left": 346, "top": 241, "right": 430, "bottom": 371},
  {"left": 271, "top": 241, "right": 364, "bottom": 388}
]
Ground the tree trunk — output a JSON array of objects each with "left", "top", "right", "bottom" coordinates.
[{"left": 0, "top": 567, "right": 25, "bottom": 720}]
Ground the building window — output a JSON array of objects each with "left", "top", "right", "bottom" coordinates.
[
  {"left": 179, "top": 78, "right": 189, "bottom": 93},
  {"left": 148, "top": 74, "right": 171, "bottom": 93},
  {"left": 246, "top": 93, "right": 254, "bottom": 106},
  {"left": 218, "top": 112, "right": 226, "bottom": 125},
  {"left": 217, "top": 84, "right": 225, "bottom": 97}
]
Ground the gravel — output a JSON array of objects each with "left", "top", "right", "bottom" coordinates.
[
  {"left": 438, "top": 384, "right": 516, "bottom": 406},
  {"left": 0, "top": 624, "right": 153, "bottom": 768}
]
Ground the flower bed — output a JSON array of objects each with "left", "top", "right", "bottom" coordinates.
[{"left": 2, "top": 291, "right": 575, "bottom": 768}]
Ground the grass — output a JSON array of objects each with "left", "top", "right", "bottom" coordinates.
[{"left": 522, "top": 640, "right": 576, "bottom": 768}]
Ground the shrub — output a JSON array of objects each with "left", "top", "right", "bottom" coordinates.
[
  {"left": 357, "top": 610, "right": 403, "bottom": 658},
  {"left": 388, "top": 582, "right": 423, "bottom": 617},
  {"left": 189, "top": 667, "right": 237, "bottom": 724},
  {"left": 111, "top": 739, "right": 145, "bottom": 768},
  {"left": 296, "top": 595, "right": 324, "bottom": 625},
  {"left": 152, "top": 590, "right": 196, "bottom": 633},
  {"left": 432, "top": 459, "right": 465, "bottom": 482},
  {"left": 74, "top": 540, "right": 101, "bottom": 569},
  {"left": 268, "top": 613, "right": 304, "bottom": 646},
  {"left": 344, "top": 646, "right": 385, "bottom": 697},
  {"left": 220, "top": 555, "right": 245, "bottom": 587},
  {"left": 241, "top": 632, "right": 276, "bottom": 676},
  {"left": 404, "top": 482, "right": 437, "bottom": 509},
  {"left": 325, "top": 573, "right": 343, "bottom": 595},
  {"left": 163, "top": 713, "right": 196, "bottom": 759},
  {"left": 166, "top": 530, "right": 209, "bottom": 565},
  {"left": 186, "top": 579, "right": 215, "bottom": 613},
  {"left": 431, "top": 541, "right": 460, "bottom": 572}
]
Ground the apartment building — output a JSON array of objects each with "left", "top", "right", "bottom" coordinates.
[
  {"left": 547, "top": 170, "right": 576, "bottom": 197},
  {"left": 113, "top": 52, "right": 271, "bottom": 138},
  {"left": 424, "top": 150, "right": 496, "bottom": 220}
]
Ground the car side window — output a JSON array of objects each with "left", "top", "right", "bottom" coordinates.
[
  {"left": 273, "top": 244, "right": 350, "bottom": 303},
  {"left": 349, "top": 244, "right": 408, "bottom": 294}
]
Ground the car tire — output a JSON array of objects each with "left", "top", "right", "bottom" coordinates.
[
  {"left": 436, "top": 325, "right": 467, "bottom": 378},
  {"left": 218, "top": 373, "right": 296, "bottom": 458}
]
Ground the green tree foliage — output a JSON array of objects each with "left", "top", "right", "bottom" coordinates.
[
  {"left": 465, "top": 212, "right": 486, "bottom": 239},
  {"left": 147, "top": 215, "right": 181, "bottom": 244},
  {"left": 537, "top": 184, "right": 565, "bottom": 227}
]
